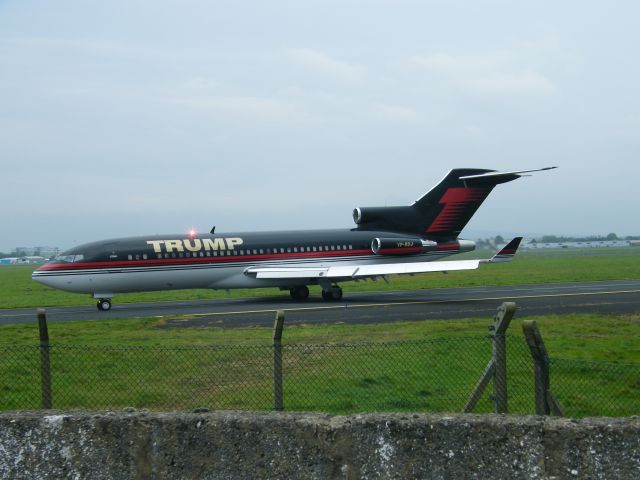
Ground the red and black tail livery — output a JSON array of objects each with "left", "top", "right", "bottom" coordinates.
[
  {"left": 413, "top": 168, "right": 518, "bottom": 237},
  {"left": 354, "top": 167, "right": 555, "bottom": 238}
]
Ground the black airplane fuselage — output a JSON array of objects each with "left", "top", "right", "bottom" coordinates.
[
  {"left": 33, "top": 167, "right": 554, "bottom": 309},
  {"left": 33, "top": 228, "right": 473, "bottom": 294}
]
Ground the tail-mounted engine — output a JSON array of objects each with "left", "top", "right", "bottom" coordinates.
[
  {"left": 371, "top": 238, "right": 437, "bottom": 255},
  {"left": 353, "top": 207, "right": 423, "bottom": 233}
]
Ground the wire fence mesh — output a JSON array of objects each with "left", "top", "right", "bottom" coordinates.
[{"left": 1, "top": 336, "right": 638, "bottom": 417}]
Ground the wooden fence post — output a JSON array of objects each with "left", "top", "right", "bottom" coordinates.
[
  {"left": 522, "top": 320, "right": 563, "bottom": 416},
  {"left": 273, "top": 310, "right": 285, "bottom": 411},
  {"left": 464, "top": 302, "right": 517, "bottom": 413},
  {"left": 37, "top": 308, "right": 52, "bottom": 409}
]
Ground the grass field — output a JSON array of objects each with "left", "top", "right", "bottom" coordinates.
[
  {"left": 2, "top": 247, "right": 640, "bottom": 309},
  {"left": 1, "top": 248, "right": 639, "bottom": 416},
  {"left": 1, "top": 313, "right": 639, "bottom": 416}
]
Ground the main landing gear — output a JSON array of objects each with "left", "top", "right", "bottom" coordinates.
[
  {"left": 96, "top": 299, "right": 112, "bottom": 311},
  {"left": 289, "top": 285, "right": 344, "bottom": 301},
  {"left": 321, "top": 286, "right": 343, "bottom": 301},
  {"left": 289, "top": 286, "right": 310, "bottom": 300}
]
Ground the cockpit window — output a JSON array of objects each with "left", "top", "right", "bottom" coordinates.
[{"left": 52, "top": 254, "right": 85, "bottom": 263}]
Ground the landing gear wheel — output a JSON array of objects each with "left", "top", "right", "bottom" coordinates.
[
  {"left": 290, "top": 286, "right": 310, "bottom": 300},
  {"left": 97, "top": 299, "right": 112, "bottom": 311},
  {"left": 322, "top": 287, "right": 343, "bottom": 301}
]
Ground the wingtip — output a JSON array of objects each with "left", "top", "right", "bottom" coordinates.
[{"left": 489, "top": 237, "right": 523, "bottom": 262}]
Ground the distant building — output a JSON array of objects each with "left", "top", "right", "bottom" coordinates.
[
  {"left": 15, "top": 246, "right": 59, "bottom": 257},
  {"left": 0, "top": 258, "right": 18, "bottom": 265},
  {"left": 19, "top": 256, "right": 47, "bottom": 264},
  {"left": 522, "top": 240, "right": 631, "bottom": 249}
]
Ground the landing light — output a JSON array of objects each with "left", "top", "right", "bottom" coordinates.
[{"left": 188, "top": 228, "right": 197, "bottom": 237}]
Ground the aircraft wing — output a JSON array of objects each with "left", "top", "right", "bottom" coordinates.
[
  {"left": 245, "top": 237, "right": 523, "bottom": 281},
  {"left": 245, "top": 259, "right": 483, "bottom": 280}
]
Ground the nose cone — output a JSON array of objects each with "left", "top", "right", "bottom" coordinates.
[{"left": 32, "top": 264, "right": 56, "bottom": 288}]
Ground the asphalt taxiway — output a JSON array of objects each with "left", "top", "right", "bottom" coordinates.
[{"left": 1, "top": 280, "right": 639, "bottom": 327}]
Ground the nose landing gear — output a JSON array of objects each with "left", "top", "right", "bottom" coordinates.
[{"left": 96, "top": 299, "right": 112, "bottom": 311}]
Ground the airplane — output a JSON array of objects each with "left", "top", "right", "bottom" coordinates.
[{"left": 32, "top": 167, "right": 555, "bottom": 311}]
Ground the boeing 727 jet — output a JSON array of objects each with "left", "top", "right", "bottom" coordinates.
[{"left": 32, "top": 167, "right": 555, "bottom": 310}]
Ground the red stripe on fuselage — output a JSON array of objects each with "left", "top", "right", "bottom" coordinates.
[{"left": 36, "top": 249, "right": 375, "bottom": 272}]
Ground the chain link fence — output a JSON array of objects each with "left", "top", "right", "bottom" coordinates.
[{"left": 1, "top": 336, "right": 639, "bottom": 417}]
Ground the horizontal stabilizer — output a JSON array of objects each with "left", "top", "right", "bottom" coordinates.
[{"left": 459, "top": 167, "right": 557, "bottom": 182}]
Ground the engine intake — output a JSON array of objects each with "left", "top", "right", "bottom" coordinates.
[{"left": 371, "top": 238, "right": 437, "bottom": 255}]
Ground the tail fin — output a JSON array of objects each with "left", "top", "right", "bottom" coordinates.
[
  {"left": 353, "top": 167, "right": 556, "bottom": 237},
  {"left": 413, "top": 168, "right": 555, "bottom": 238}
]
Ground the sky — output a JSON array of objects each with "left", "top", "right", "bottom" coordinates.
[{"left": 1, "top": 0, "right": 639, "bottom": 252}]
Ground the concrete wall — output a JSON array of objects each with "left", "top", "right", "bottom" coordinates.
[{"left": 1, "top": 411, "right": 639, "bottom": 479}]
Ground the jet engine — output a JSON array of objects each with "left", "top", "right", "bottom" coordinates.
[{"left": 371, "top": 238, "right": 438, "bottom": 255}]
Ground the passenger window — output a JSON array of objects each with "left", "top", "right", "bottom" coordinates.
[{"left": 128, "top": 254, "right": 133, "bottom": 260}]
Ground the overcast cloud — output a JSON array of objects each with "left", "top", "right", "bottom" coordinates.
[{"left": 1, "top": 0, "right": 639, "bottom": 251}]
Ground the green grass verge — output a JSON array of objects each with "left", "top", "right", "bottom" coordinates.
[
  {"left": 1, "top": 312, "right": 639, "bottom": 416},
  {"left": 3, "top": 248, "right": 640, "bottom": 309}
]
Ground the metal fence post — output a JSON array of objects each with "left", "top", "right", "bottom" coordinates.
[
  {"left": 464, "top": 302, "right": 517, "bottom": 413},
  {"left": 493, "top": 302, "right": 517, "bottom": 414},
  {"left": 273, "top": 310, "right": 285, "bottom": 411},
  {"left": 37, "top": 308, "right": 52, "bottom": 409},
  {"left": 522, "top": 320, "right": 563, "bottom": 416}
]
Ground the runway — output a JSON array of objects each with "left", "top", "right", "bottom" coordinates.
[{"left": 1, "top": 280, "right": 639, "bottom": 327}]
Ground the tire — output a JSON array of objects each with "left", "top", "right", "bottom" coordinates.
[
  {"left": 322, "top": 288, "right": 343, "bottom": 301},
  {"left": 290, "top": 286, "right": 310, "bottom": 300},
  {"left": 97, "top": 299, "right": 111, "bottom": 311}
]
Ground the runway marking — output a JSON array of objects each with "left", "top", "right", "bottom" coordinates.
[{"left": 173, "top": 289, "right": 640, "bottom": 320}]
